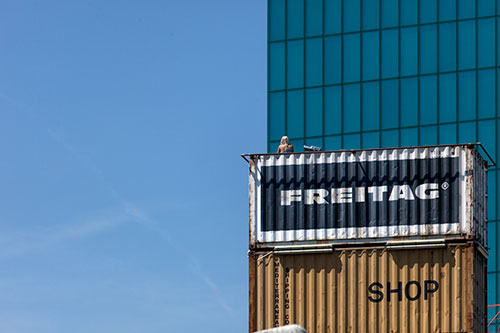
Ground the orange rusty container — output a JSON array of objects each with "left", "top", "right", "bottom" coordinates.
[{"left": 249, "top": 243, "right": 487, "bottom": 333}]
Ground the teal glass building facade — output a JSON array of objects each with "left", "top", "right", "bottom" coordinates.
[{"left": 267, "top": 0, "right": 499, "bottom": 325}]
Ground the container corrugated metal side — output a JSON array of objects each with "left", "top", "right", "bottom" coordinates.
[
  {"left": 249, "top": 245, "right": 487, "bottom": 333},
  {"left": 248, "top": 145, "right": 488, "bottom": 248}
]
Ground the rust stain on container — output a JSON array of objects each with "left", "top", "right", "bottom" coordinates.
[{"left": 249, "top": 245, "right": 486, "bottom": 333}]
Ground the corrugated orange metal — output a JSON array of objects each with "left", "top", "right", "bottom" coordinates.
[{"left": 249, "top": 245, "right": 487, "bottom": 333}]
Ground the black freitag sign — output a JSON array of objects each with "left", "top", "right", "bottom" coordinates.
[{"left": 261, "top": 156, "right": 460, "bottom": 232}]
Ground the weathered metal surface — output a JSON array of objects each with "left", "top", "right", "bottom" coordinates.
[
  {"left": 248, "top": 145, "right": 488, "bottom": 248},
  {"left": 249, "top": 245, "right": 487, "bottom": 333}
]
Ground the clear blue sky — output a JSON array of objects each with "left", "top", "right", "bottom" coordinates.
[{"left": 0, "top": 1, "right": 266, "bottom": 332}]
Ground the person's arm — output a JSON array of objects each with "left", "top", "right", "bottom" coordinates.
[
  {"left": 277, "top": 145, "right": 281, "bottom": 153},
  {"left": 289, "top": 145, "right": 294, "bottom": 152}
]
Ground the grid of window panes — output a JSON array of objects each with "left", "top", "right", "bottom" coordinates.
[{"left": 267, "top": 0, "right": 499, "bottom": 327}]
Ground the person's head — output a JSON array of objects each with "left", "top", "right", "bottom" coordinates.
[{"left": 280, "top": 136, "right": 290, "bottom": 146}]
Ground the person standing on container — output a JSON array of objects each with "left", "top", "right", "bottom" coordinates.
[{"left": 277, "top": 136, "right": 294, "bottom": 153}]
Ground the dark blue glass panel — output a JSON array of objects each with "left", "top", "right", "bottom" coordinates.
[
  {"left": 401, "top": 27, "right": 418, "bottom": 76},
  {"left": 488, "top": 224, "right": 497, "bottom": 271},
  {"left": 306, "top": 0, "right": 323, "bottom": 37},
  {"left": 401, "top": 127, "right": 418, "bottom": 146},
  {"left": 439, "top": 124, "right": 457, "bottom": 144},
  {"left": 478, "top": 18, "right": 495, "bottom": 68},
  {"left": 362, "top": 0, "right": 380, "bottom": 30},
  {"left": 498, "top": 17, "right": 500, "bottom": 66},
  {"left": 381, "top": 0, "right": 398, "bottom": 28},
  {"left": 324, "top": 135, "right": 342, "bottom": 150},
  {"left": 287, "top": 90, "right": 304, "bottom": 138},
  {"left": 325, "top": 36, "right": 341, "bottom": 84},
  {"left": 362, "top": 31, "right": 380, "bottom": 80},
  {"left": 400, "top": 0, "right": 417, "bottom": 26},
  {"left": 458, "top": 71, "right": 476, "bottom": 121},
  {"left": 306, "top": 38, "right": 323, "bottom": 87},
  {"left": 343, "top": 84, "right": 361, "bottom": 133},
  {"left": 269, "top": 42, "right": 285, "bottom": 91},
  {"left": 325, "top": 0, "right": 341, "bottom": 34},
  {"left": 344, "top": 0, "right": 361, "bottom": 32},
  {"left": 381, "top": 79, "right": 399, "bottom": 129},
  {"left": 290, "top": 138, "right": 305, "bottom": 152},
  {"left": 269, "top": 92, "right": 286, "bottom": 141},
  {"left": 343, "top": 34, "right": 361, "bottom": 83},
  {"left": 270, "top": 0, "right": 285, "bottom": 41},
  {"left": 420, "top": 24, "right": 437, "bottom": 74},
  {"left": 458, "top": 21, "right": 476, "bottom": 70},
  {"left": 419, "top": 0, "right": 437, "bottom": 23},
  {"left": 439, "top": 22, "right": 457, "bottom": 72},
  {"left": 324, "top": 86, "right": 342, "bottom": 135},
  {"left": 401, "top": 77, "right": 418, "bottom": 127},
  {"left": 362, "top": 82, "right": 380, "bottom": 131},
  {"left": 478, "top": 0, "right": 495, "bottom": 17},
  {"left": 458, "top": 0, "right": 476, "bottom": 19},
  {"left": 305, "top": 137, "right": 323, "bottom": 148},
  {"left": 362, "top": 131, "right": 380, "bottom": 148},
  {"left": 439, "top": 73, "right": 457, "bottom": 123},
  {"left": 439, "top": 0, "right": 456, "bottom": 21},
  {"left": 487, "top": 274, "right": 497, "bottom": 314},
  {"left": 343, "top": 133, "right": 361, "bottom": 149},
  {"left": 306, "top": 88, "right": 323, "bottom": 137},
  {"left": 381, "top": 29, "right": 398, "bottom": 78},
  {"left": 287, "top": 40, "right": 304, "bottom": 89},
  {"left": 478, "top": 120, "right": 495, "bottom": 163},
  {"left": 458, "top": 121, "right": 476, "bottom": 143},
  {"left": 287, "top": 0, "right": 304, "bottom": 39},
  {"left": 268, "top": 141, "right": 280, "bottom": 153},
  {"left": 420, "top": 75, "right": 438, "bottom": 125},
  {"left": 489, "top": 171, "right": 497, "bottom": 220},
  {"left": 478, "top": 69, "right": 495, "bottom": 119},
  {"left": 381, "top": 130, "right": 399, "bottom": 147},
  {"left": 420, "top": 126, "right": 438, "bottom": 145}
]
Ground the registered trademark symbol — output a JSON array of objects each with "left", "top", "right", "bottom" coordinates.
[{"left": 441, "top": 182, "right": 449, "bottom": 190}]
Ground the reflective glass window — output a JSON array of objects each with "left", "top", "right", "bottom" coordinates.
[
  {"left": 439, "top": 73, "right": 457, "bottom": 123},
  {"left": 306, "top": 38, "right": 323, "bottom": 87},
  {"left": 478, "top": 0, "right": 495, "bottom": 16},
  {"left": 420, "top": 24, "right": 437, "bottom": 74},
  {"left": 269, "top": 42, "right": 285, "bottom": 91},
  {"left": 306, "top": 0, "right": 322, "bottom": 37},
  {"left": 268, "top": 141, "right": 280, "bottom": 153},
  {"left": 419, "top": 0, "right": 437, "bottom": 23},
  {"left": 458, "top": 20, "right": 476, "bottom": 70},
  {"left": 401, "top": 77, "right": 418, "bottom": 127},
  {"left": 362, "top": 0, "right": 379, "bottom": 30},
  {"left": 381, "top": 130, "right": 399, "bottom": 148},
  {"left": 458, "top": 121, "right": 476, "bottom": 143},
  {"left": 324, "top": 86, "right": 342, "bottom": 135},
  {"left": 306, "top": 88, "right": 323, "bottom": 137},
  {"left": 344, "top": 0, "right": 360, "bottom": 32},
  {"left": 488, "top": 224, "right": 497, "bottom": 271},
  {"left": 269, "top": 0, "right": 285, "bottom": 41},
  {"left": 362, "top": 131, "right": 380, "bottom": 148},
  {"left": 343, "top": 133, "right": 361, "bottom": 149},
  {"left": 494, "top": 170, "right": 499, "bottom": 219},
  {"left": 381, "top": 29, "right": 398, "bottom": 78},
  {"left": 439, "top": 0, "right": 456, "bottom": 21},
  {"left": 420, "top": 126, "right": 438, "bottom": 145},
  {"left": 488, "top": 274, "right": 497, "bottom": 311},
  {"left": 458, "top": 0, "right": 476, "bottom": 19},
  {"left": 287, "top": 0, "right": 304, "bottom": 39},
  {"left": 498, "top": 17, "right": 500, "bottom": 65},
  {"left": 401, "top": 127, "right": 418, "bottom": 146},
  {"left": 362, "top": 82, "right": 380, "bottom": 131},
  {"left": 439, "top": 22, "right": 457, "bottom": 72},
  {"left": 343, "top": 34, "right": 361, "bottom": 83},
  {"left": 400, "top": 0, "right": 417, "bottom": 26},
  {"left": 290, "top": 138, "right": 304, "bottom": 152},
  {"left": 324, "top": 0, "right": 341, "bottom": 34},
  {"left": 324, "top": 135, "right": 341, "bottom": 150},
  {"left": 401, "top": 27, "right": 418, "bottom": 76},
  {"left": 287, "top": 90, "right": 304, "bottom": 138},
  {"left": 458, "top": 71, "right": 476, "bottom": 121},
  {"left": 478, "top": 120, "right": 495, "bottom": 162},
  {"left": 325, "top": 36, "right": 341, "bottom": 84},
  {"left": 478, "top": 18, "right": 495, "bottom": 68},
  {"left": 381, "top": 0, "right": 398, "bottom": 28},
  {"left": 381, "top": 79, "right": 399, "bottom": 129},
  {"left": 269, "top": 92, "right": 286, "bottom": 141},
  {"left": 420, "top": 75, "right": 438, "bottom": 125},
  {"left": 305, "top": 137, "right": 323, "bottom": 149},
  {"left": 287, "top": 40, "right": 304, "bottom": 89},
  {"left": 478, "top": 69, "right": 495, "bottom": 119},
  {"left": 362, "top": 31, "right": 379, "bottom": 81},
  {"left": 343, "top": 84, "right": 361, "bottom": 133},
  {"left": 439, "top": 124, "right": 457, "bottom": 145}
]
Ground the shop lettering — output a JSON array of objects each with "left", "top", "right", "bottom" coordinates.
[{"left": 367, "top": 280, "right": 439, "bottom": 302}]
